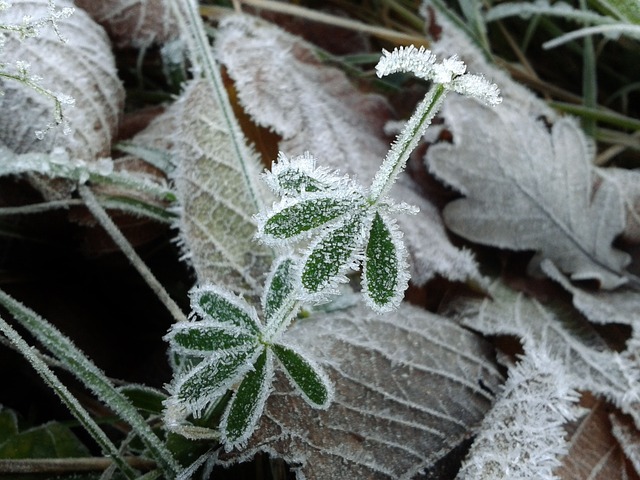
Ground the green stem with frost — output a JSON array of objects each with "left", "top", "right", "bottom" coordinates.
[{"left": 369, "top": 83, "right": 447, "bottom": 203}]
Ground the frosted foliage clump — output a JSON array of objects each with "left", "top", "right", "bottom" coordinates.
[{"left": 0, "top": 0, "right": 123, "bottom": 161}]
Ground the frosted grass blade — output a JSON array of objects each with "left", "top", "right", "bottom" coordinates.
[
  {"left": 0, "top": 315, "right": 138, "bottom": 479},
  {"left": 0, "top": 288, "right": 181, "bottom": 478},
  {"left": 272, "top": 344, "right": 332, "bottom": 408}
]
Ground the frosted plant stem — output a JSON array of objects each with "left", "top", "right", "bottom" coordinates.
[
  {"left": 0, "top": 457, "right": 157, "bottom": 474},
  {"left": 78, "top": 185, "right": 187, "bottom": 324},
  {"left": 169, "top": 0, "right": 265, "bottom": 214},
  {"left": 0, "top": 315, "right": 138, "bottom": 480},
  {"left": 369, "top": 83, "right": 447, "bottom": 203},
  {"left": 0, "top": 288, "right": 182, "bottom": 478}
]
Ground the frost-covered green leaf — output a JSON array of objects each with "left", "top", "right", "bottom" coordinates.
[
  {"left": 272, "top": 343, "right": 332, "bottom": 408},
  {"left": 259, "top": 195, "right": 361, "bottom": 243},
  {"left": 191, "top": 285, "right": 261, "bottom": 334},
  {"left": 301, "top": 216, "right": 367, "bottom": 298},
  {"left": 166, "top": 321, "right": 257, "bottom": 357},
  {"left": 171, "top": 79, "right": 272, "bottom": 294},
  {"left": 363, "top": 212, "right": 409, "bottom": 312},
  {"left": 262, "top": 256, "right": 297, "bottom": 322},
  {"left": 216, "top": 299, "right": 502, "bottom": 478},
  {"left": 221, "top": 349, "right": 274, "bottom": 450},
  {"left": 262, "top": 151, "right": 345, "bottom": 197},
  {"left": 427, "top": 97, "right": 630, "bottom": 289},
  {"left": 217, "top": 14, "right": 486, "bottom": 287},
  {"left": 166, "top": 277, "right": 333, "bottom": 449},
  {"left": 173, "top": 346, "right": 261, "bottom": 416}
]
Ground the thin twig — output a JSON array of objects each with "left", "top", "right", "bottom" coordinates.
[{"left": 78, "top": 185, "right": 187, "bottom": 323}]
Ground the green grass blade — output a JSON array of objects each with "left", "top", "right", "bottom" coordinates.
[
  {"left": 0, "top": 289, "right": 181, "bottom": 477},
  {"left": 0, "top": 315, "right": 138, "bottom": 479}
]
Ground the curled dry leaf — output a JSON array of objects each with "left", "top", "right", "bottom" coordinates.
[
  {"left": 215, "top": 13, "right": 482, "bottom": 286},
  {"left": 0, "top": 0, "right": 123, "bottom": 161},
  {"left": 75, "top": 0, "right": 178, "bottom": 48},
  {"left": 216, "top": 299, "right": 503, "bottom": 479},
  {"left": 427, "top": 96, "right": 630, "bottom": 289},
  {"left": 611, "top": 411, "right": 640, "bottom": 475},
  {"left": 170, "top": 80, "right": 272, "bottom": 294}
]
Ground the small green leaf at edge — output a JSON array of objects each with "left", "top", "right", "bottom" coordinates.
[
  {"left": 272, "top": 344, "right": 332, "bottom": 408},
  {"left": 262, "top": 257, "right": 296, "bottom": 322},
  {"left": 192, "top": 285, "right": 261, "bottom": 334},
  {"left": 221, "top": 349, "right": 273, "bottom": 450},
  {"left": 0, "top": 422, "right": 91, "bottom": 459},
  {"left": 262, "top": 197, "right": 354, "bottom": 240},
  {"left": 364, "top": 212, "right": 401, "bottom": 311}
]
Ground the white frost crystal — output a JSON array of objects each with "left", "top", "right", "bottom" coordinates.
[
  {"left": 457, "top": 350, "right": 580, "bottom": 480},
  {"left": 375, "top": 45, "right": 502, "bottom": 106}
]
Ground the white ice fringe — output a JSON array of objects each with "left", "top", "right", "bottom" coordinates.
[{"left": 376, "top": 45, "right": 502, "bottom": 106}]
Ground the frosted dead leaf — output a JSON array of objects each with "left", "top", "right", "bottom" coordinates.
[
  {"left": 448, "top": 279, "right": 640, "bottom": 429},
  {"left": 0, "top": 0, "right": 123, "bottom": 161},
  {"left": 599, "top": 168, "right": 640, "bottom": 244},
  {"left": 215, "top": 13, "right": 482, "bottom": 286},
  {"left": 216, "top": 299, "right": 503, "bottom": 479},
  {"left": 75, "top": 0, "right": 178, "bottom": 48},
  {"left": 427, "top": 96, "right": 630, "bottom": 289},
  {"left": 170, "top": 80, "right": 272, "bottom": 293}
]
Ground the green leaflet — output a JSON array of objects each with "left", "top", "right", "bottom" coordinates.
[
  {"left": 263, "top": 257, "right": 296, "bottom": 322},
  {"left": 365, "top": 212, "right": 399, "bottom": 308},
  {"left": 263, "top": 197, "right": 353, "bottom": 240},
  {"left": 176, "top": 347, "right": 259, "bottom": 413},
  {"left": 272, "top": 344, "right": 330, "bottom": 408},
  {"left": 169, "top": 322, "right": 257, "bottom": 356},
  {"left": 194, "top": 288, "right": 261, "bottom": 334},
  {"left": 222, "top": 349, "right": 272, "bottom": 447},
  {"left": 276, "top": 169, "right": 324, "bottom": 194},
  {"left": 301, "top": 217, "right": 364, "bottom": 295}
]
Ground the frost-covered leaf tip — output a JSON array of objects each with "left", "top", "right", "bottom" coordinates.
[
  {"left": 164, "top": 257, "right": 333, "bottom": 450},
  {"left": 375, "top": 45, "right": 502, "bottom": 106}
]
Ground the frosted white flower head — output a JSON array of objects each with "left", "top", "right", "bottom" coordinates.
[{"left": 375, "top": 45, "right": 502, "bottom": 106}]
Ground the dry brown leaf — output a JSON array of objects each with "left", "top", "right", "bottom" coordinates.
[
  {"left": 75, "top": 0, "right": 178, "bottom": 48},
  {"left": 556, "top": 396, "right": 639, "bottom": 480},
  {"left": 216, "top": 300, "right": 502, "bottom": 479}
]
